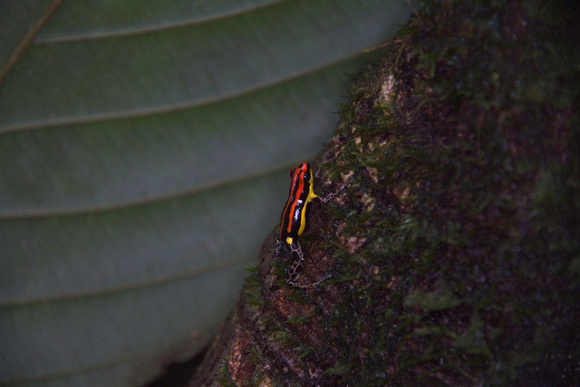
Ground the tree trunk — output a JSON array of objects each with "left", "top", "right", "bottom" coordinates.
[{"left": 189, "top": 0, "right": 579, "bottom": 385}]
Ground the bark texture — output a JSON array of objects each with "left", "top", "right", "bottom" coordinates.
[{"left": 189, "top": 1, "right": 579, "bottom": 385}]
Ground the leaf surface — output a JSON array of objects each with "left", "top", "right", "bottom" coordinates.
[{"left": 0, "top": 0, "right": 416, "bottom": 385}]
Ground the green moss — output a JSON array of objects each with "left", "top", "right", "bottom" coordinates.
[
  {"left": 214, "top": 361, "right": 237, "bottom": 387},
  {"left": 286, "top": 310, "right": 316, "bottom": 324},
  {"left": 242, "top": 268, "right": 264, "bottom": 306},
  {"left": 404, "top": 286, "right": 463, "bottom": 311},
  {"left": 243, "top": 263, "right": 258, "bottom": 273},
  {"left": 452, "top": 312, "right": 492, "bottom": 357}
]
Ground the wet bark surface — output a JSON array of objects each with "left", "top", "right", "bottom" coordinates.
[{"left": 188, "top": 1, "right": 579, "bottom": 385}]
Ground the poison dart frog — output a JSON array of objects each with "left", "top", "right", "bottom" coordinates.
[{"left": 275, "top": 162, "right": 333, "bottom": 289}]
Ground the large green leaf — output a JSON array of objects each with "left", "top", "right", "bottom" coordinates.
[{"left": 0, "top": 0, "right": 416, "bottom": 385}]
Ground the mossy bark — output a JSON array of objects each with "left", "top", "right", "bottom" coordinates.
[{"left": 189, "top": 1, "right": 579, "bottom": 385}]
